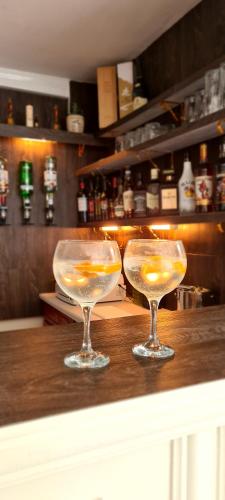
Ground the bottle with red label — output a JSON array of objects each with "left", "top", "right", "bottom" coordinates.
[
  {"left": 195, "top": 143, "right": 213, "bottom": 213},
  {"left": 77, "top": 178, "right": 87, "bottom": 223},
  {"left": 100, "top": 176, "right": 108, "bottom": 220},
  {"left": 0, "top": 156, "right": 9, "bottom": 224},
  {"left": 87, "top": 178, "right": 95, "bottom": 222},
  {"left": 94, "top": 176, "right": 101, "bottom": 221},
  {"left": 215, "top": 137, "right": 225, "bottom": 212}
]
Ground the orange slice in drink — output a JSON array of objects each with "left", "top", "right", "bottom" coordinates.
[
  {"left": 73, "top": 261, "right": 121, "bottom": 278},
  {"left": 140, "top": 256, "right": 172, "bottom": 284}
]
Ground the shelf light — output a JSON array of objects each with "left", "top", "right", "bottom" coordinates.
[
  {"left": 21, "top": 138, "right": 56, "bottom": 143},
  {"left": 149, "top": 224, "right": 171, "bottom": 230},
  {"left": 100, "top": 226, "right": 119, "bottom": 232},
  {"left": 120, "top": 226, "right": 136, "bottom": 231}
]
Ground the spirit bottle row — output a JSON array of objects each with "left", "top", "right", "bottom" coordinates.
[
  {"left": 77, "top": 137, "right": 225, "bottom": 222},
  {"left": 0, "top": 156, "right": 58, "bottom": 225}
]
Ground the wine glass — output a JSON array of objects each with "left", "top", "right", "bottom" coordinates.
[
  {"left": 53, "top": 240, "right": 121, "bottom": 369},
  {"left": 124, "top": 239, "right": 187, "bottom": 359}
]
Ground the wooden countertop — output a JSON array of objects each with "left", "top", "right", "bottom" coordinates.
[
  {"left": 39, "top": 293, "right": 148, "bottom": 321},
  {"left": 1, "top": 305, "right": 225, "bottom": 428}
]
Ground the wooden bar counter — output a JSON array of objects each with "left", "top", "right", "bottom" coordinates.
[{"left": 1, "top": 306, "right": 225, "bottom": 500}]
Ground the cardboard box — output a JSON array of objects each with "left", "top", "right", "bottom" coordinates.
[
  {"left": 117, "top": 62, "right": 134, "bottom": 118},
  {"left": 97, "top": 66, "right": 118, "bottom": 128}
]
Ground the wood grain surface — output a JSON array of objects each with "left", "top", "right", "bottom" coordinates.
[
  {"left": 138, "top": 0, "right": 225, "bottom": 98},
  {"left": 1, "top": 306, "right": 225, "bottom": 427}
]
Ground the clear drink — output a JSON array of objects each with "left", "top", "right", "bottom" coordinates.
[
  {"left": 124, "top": 239, "right": 187, "bottom": 359},
  {"left": 124, "top": 255, "right": 186, "bottom": 300},
  {"left": 54, "top": 260, "right": 121, "bottom": 305},
  {"left": 53, "top": 240, "right": 121, "bottom": 369}
]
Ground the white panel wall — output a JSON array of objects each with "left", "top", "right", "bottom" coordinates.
[
  {"left": 1, "top": 381, "right": 225, "bottom": 500},
  {"left": 0, "top": 67, "right": 70, "bottom": 98}
]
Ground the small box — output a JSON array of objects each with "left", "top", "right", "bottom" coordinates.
[
  {"left": 117, "top": 62, "right": 134, "bottom": 118},
  {"left": 97, "top": 66, "right": 118, "bottom": 128}
]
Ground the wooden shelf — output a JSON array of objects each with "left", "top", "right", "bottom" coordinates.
[
  {"left": 78, "top": 212, "right": 225, "bottom": 228},
  {"left": 0, "top": 123, "right": 112, "bottom": 148},
  {"left": 76, "top": 109, "right": 225, "bottom": 176},
  {"left": 98, "top": 54, "right": 225, "bottom": 138}
]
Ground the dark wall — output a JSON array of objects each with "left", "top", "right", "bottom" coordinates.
[
  {"left": 138, "top": 0, "right": 225, "bottom": 98},
  {"left": 0, "top": 87, "right": 68, "bottom": 130},
  {"left": 69, "top": 81, "right": 98, "bottom": 133},
  {"left": 0, "top": 226, "right": 97, "bottom": 319},
  {"left": 0, "top": 86, "right": 108, "bottom": 320}
]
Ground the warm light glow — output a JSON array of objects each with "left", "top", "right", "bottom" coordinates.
[
  {"left": 100, "top": 226, "right": 119, "bottom": 232},
  {"left": 21, "top": 138, "right": 56, "bottom": 143},
  {"left": 149, "top": 224, "right": 171, "bottom": 230},
  {"left": 121, "top": 226, "right": 136, "bottom": 231},
  {"left": 145, "top": 272, "right": 159, "bottom": 282}
]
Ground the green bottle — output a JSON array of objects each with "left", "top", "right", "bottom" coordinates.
[{"left": 19, "top": 161, "right": 33, "bottom": 223}]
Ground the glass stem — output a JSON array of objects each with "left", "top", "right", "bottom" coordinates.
[
  {"left": 147, "top": 299, "right": 160, "bottom": 348},
  {"left": 81, "top": 306, "right": 93, "bottom": 353}
]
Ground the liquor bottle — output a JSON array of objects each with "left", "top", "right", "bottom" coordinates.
[
  {"left": 108, "top": 176, "right": 117, "bottom": 219},
  {"left": 34, "top": 116, "right": 39, "bottom": 128},
  {"left": 0, "top": 156, "right": 9, "bottom": 224},
  {"left": 123, "top": 167, "right": 134, "bottom": 218},
  {"left": 178, "top": 153, "right": 195, "bottom": 213},
  {"left": 215, "top": 138, "right": 225, "bottom": 211},
  {"left": 52, "top": 104, "right": 60, "bottom": 130},
  {"left": 160, "top": 155, "right": 178, "bottom": 214},
  {"left": 195, "top": 143, "right": 213, "bottom": 213},
  {"left": 6, "top": 98, "right": 14, "bottom": 125},
  {"left": 87, "top": 178, "right": 95, "bottom": 222},
  {"left": 19, "top": 161, "right": 34, "bottom": 223},
  {"left": 43, "top": 156, "right": 57, "bottom": 225},
  {"left": 77, "top": 178, "right": 87, "bottom": 223},
  {"left": 133, "top": 172, "right": 146, "bottom": 217},
  {"left": 114, "top": 177, "right": 125, "bottom": 219},
  {"left": 26, "top": 104, "right": 34, "bottom": 127},
  {"left": 94, "top": 176, "right": 101, "bottom": 221},
  {"left": 146, "top": 166, "right": 160, "bottom": 215},
  {"left": 100, "top": 176, "right": 108, "bottom": 220}
]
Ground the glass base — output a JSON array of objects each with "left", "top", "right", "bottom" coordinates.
[
  {"left": 132, "top": 343, "right": 175, "bottom": 359},
  {"left": 64, "top": 350, "right": 110, "bottom": 369}
]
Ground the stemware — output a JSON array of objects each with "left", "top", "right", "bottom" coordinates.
[
  {"left": 53, "top": 240, "right": 121, "bottom": 369},
  {"left": 124, "top": 239, "right": 187, "bottom": 359}
]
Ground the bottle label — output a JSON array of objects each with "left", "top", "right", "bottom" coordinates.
[
  {"left": 20, "top": 184, "right": 33, "bottom": 192},
  {"left": 179, "top": 180, "right": 195, "bottom": 211},
  {"left": 101, "top": 199, "right": 108, "bottom": 211},
  {"left": 88, "top": 199, "right": 95, "bottom": 214},
  {"left": 123, "top": 190, "right": 134, "bottom": 211},
  {"left": 146, "top": 192, "right": 159, "bottom": 211},
  {"left": 161, "top": 188, "right": 177, "bottom": 210},
  {"left": 216, "top": 174, "right": 225, "bottom": 205},
  {"left": 0, "top": 170, "right": 9, "bottom": 192},
  {"left": 195, "top": 176, "right": 213, "bottom": 206},
  {"left": 44, "top": 170, "right": 57, "bottom": 190},
  {"left": 114, "top": 204, "right": 125, "bottom": 218},
  {"left": 134, "top": 193, "right": 146, "bottom": 214},
  {"left": 78, "top": 196, "right": 87, "bottom": 212}
]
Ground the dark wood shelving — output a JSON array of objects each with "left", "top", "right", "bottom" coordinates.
[
  {"left": 98, "top": 54, "right": 225, "bottom": 138},
  {"left": 78, "top": 212, "right": 225, "bottom": 228},
  {"left": 76, "top": 109, "right": 225, "bottom": 176},
  {"left": 0, "top": 123, "right": 112, "bottom": 148}
]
